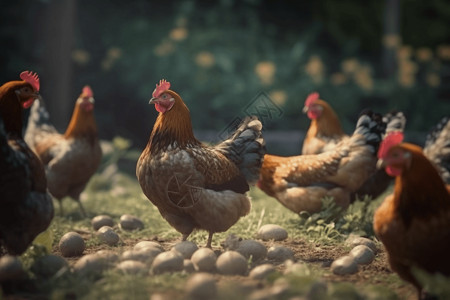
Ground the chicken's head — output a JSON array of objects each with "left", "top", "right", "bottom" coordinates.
[
  {"left": 377, "top": 132, "right": 411, "bottom": 176},
  {"left": 302, "top": 92, "right": 323, "bottom": 119},
  {"left": 149, "top": 79, "right": 176, "bottom": 113},
  {"left": 77, "top": 85, "right": 95, "bottom": 112},
  {"left": 15, "top": 71, "right": 40, "bottom": 109}
]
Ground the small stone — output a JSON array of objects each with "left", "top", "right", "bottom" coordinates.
[
  {"left": 59, "top": 232, "right": 85, "bottom": 257},
  {"left": 330, "top": 256, "right": 358, "bottom": 275},
  {"left": 185, "top": 273, "right": 217, "bottom": 300},
  {"left": 235, "top": 240, "right": 267, "bottom": 262},
  {"left": 283, "top": 261, "right": 310, "bottom": 276},
  {"left": 151, "top": 251, "right": 184, "bottom": 274},
  {"left": 183, "top": 259, "right": 195, "bottom": 273},
  {"left": 116, "top": 260, "right": 147, "bottom": 275},
  {"left": 134, "top": 241, "right": 164, "bottom": 251},
  {"left": 91, "top": 215, "right": 115, "bottom": 231},
  {"left": 257, "top": 224, "right": 288, "bottom": 241},
  {"left": 120, "top": 214, "right": 144, "bottom": 231},
  {"left": 96, "top": 250, "right": 119, "bottom": 263},
  {"left": 0, "top": 255, "right": 26, "bottom": 282},
  {"left": 172, "top": 241, "right": 198, "bottom": 259},
  {"left": 122, "top": 248, "right": 162, "bottom": 265},
  {"left": 267, "top": 246, "right": 294, "bottom": 261},
  {"left": 345, "top": 235, "right": 377, "bottom": 253},
  {"left": 307, "top": 281, "right": 328, "bottom": 299},
  {"left": 191, "top": 248, "right": 217, "bottom": 272},
  {"left": 349, "top": 245, "right": 375, "bottom": 265},
  {"left": 73, "top": 253, "right": 112, "bottom": 276},
  {"left": 249, "top": 264, "right": 276, "bottom": 280},
  {"left": 31, "top": 254, "right": 68, "bottom": 278},
  {"left": 216, "top": 251, "right": 248, "bottom": 275},
  {"left": 97, "top": 226, "right": 120, "bottom": 246}
]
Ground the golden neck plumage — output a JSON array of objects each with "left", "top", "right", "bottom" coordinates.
[
  {"left": 148, "top": 91, "right": 199, "bottom": 153},
  {"left": 311, "top": 102, "right": 345, "bottom": 137},
  {"left": 64, "top": 103, "right": 98, "bottom": 145}
]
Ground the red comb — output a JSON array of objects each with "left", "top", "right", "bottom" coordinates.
[
  {"left": 82, "top": 85, "right": 93, "bottom": 98},
  {"left": 378, "top": 132, "right": 404, "bottom": 159},
  {"left": 20, "top": 71, "right": 40, "bottom": 92},
  {"left": 305, "top": 92, "right": 319, "bottom": 107},
  {"left": 152, "top": 79, "right": 171, "bottom": 98}
]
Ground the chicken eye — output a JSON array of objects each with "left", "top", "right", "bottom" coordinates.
[{"left": 162, "top": 94, "right": 168, "bottom": 99}]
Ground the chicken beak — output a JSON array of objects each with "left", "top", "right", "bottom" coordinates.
[
  {"left": 302, "top": 106, "right": 309, "bottom": 113},
  {"left": 376, "top": 159, "right": 386, "bottom": 170},
  {"left": 149, "top": 97, "right": 158, "bottom": 105}
]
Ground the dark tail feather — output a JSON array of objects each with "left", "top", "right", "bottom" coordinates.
[
  {"left": 352, "top": 110, "right": 386, "bottom": 154},
  {"left": 383, "top": 111, "right": 407, "bottom": 135},
  {"left": 424, "top": 116, "right": 450, "bottom": 184},
  {"left": 215, "top": 116, "right": 266, "bottom": 184}
]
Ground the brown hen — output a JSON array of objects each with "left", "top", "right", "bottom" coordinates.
[
  {"left": 374, "top": 132, "right": 450, "bottom": 299},
  {"left": 136, "top": 80, "right": 265, "bottom": 248},
  {"left": 0, "top": 71, "right": 53, "bottom": 255},
  {"left": 25, "top": 86, "right": 102, "bottom": 217}
]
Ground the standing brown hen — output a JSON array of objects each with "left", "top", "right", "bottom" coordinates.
[
  {"left": 25, "top": 86, "right": 102, "bottom": 217},
  {"left": 301, "top": 92, "right": 347, "bottom": 155},
  {"left": 136, "top": 80, "right": 265, "bottom": 248},
  {"left": 374, "top": 132, "right": 450, "bottom": 299},
  {"left": 0, "top": 71, "right": 53, "bottom": 255}
]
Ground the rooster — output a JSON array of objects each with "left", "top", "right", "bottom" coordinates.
[
  {"left": 25, "top": 86, "right": 102, "bottom": 217},
  {"left": 374, "top": 132, "right": 450, "bottom": 299},
  {"left": 0, "top": 71, "right": 53, "bottom": 255},
  {"left": 423, "top": 116, "right": 450, "bottom": 184},
  {"left": 136, "top": 80, "right": 265, "bottom": 248},
  {"left": 301, "top": 92, "right": 347, "bottom": 155},
  {"left": 258, "top": 110, "right": 386, "bottom": 214}
]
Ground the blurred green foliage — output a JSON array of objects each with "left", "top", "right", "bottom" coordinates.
[{"left": 1, "top": 0, "right": 449, "bottom": 150}]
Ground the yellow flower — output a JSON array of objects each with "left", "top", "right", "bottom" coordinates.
[
  {"left": 354, "top": 65, "right": 373, "bottom": 91},
  {"left": 269, "top": 90, "right": 287, "bottom": 106},
  {"left": 330, "top": 72, "right": 348, "bottom": 86},
  {"left": 255, "top": 61, "right": 276, "bottom": 85},
  {"left": 305, "top": 55, "right": 324, "bottom": 84},
  {"left": 415, "top": 47, "right": 433, "bottom": 62},
  {"left": 341, "top": 58, "right": 360, "bottom": 74},
  {"left": 107, "top": 47, "right": 122, "bottom": 60},
  {"left": 195, "top": 51, "right": 215, "bottom": 68},
  {"left": 437, "top": 44, "right": 450, "bottom": 60},
  {"left": 397, "top": 45, "right": 413, "bottom": 61},
  {"left": 72, "top": 49, "right": 90, "bottom": 65},
  {"left": 154, "top": 40, "right": 175, "bottom": 57},
  {"left": 382, "top": 34, "right": 401, "bottom": 48},
  {"left": 426, "top": 73, "right": 441, "bottom": 87},
  {"left": 169, "top": 27, "right": 188, "bottom": 41},
  {"left": 398, "top": 73, "right": 415, "bottom": 88},
  {"left": 398, "top": 60, "right": 418, "bottom": 75}
]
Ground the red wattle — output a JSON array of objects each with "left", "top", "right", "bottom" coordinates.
[
  {"left": 386, "top": 166, "right": 402, "bottom": 177},
  {"left": 22, "top": 98, "right": 35, "bottom": 109}
]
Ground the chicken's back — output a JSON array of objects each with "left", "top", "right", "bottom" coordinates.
[{"left": 44, "top": 137, "right": 102, "bottom": 200}]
